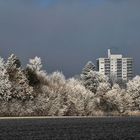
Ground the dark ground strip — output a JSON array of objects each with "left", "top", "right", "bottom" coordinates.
[{"left": 0, "top": 117, "right": 140, "bottom": 140}]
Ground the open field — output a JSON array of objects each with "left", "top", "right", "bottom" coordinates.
[{"left": 0, "top": 117, "right": 140, "bottom": 140}]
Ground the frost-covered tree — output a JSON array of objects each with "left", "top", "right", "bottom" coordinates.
[
  {"left": 0, "top": 54, "right": 139, "bottom": 117},
  {"left": 81, "top": 61, "right": 109, "bottom": 93},
  {"left": 81, "top": 70, "right": 108, "bottom": 94},
  {"left": 46, "top": 72, "right": 68, "bottom": 116},
  {"left": 32, "top": 71, "right": 67, "bottom": 116},
  {"left": 97, "top": 84, "right": 133, "bottom": 114},
  {"left": 81, "top": 61, "right": 96, "bottom": 93},
  {"left": 26, "top": 57, "right": 47, "bottom": 86},
  {"left": 109, "top": 73, "right": 118, "bottom": 87},
  {"left": 6, "top": 54, "right": 21, "bottom": 81},
  {"left": 6, "top": 54, "right": 34, "bottom": 100},
  {"left": 27, "top": 57, "right": 42, "bottom": 72},
  {"left": 127, "top": 76, "right": 140, "bottom": 110},
  {"left": 96, "top": 82, "right": 111, "bottom": 95},
  {"left": 109, "top": 73, "right": 127, "bottom": 88},
  {"left": 34, "top": 73, "right": 95, "bottom": 116},
  {"left": 11, "top": 68, "right": 34, "bottom": 100},
  {"left": 85, "top": 94, "right": 105, "bottom": 116},
  {"left": 0, "top": 57, "right": 12, "bottom": 101},
  {"left": 82, "top": 61, "right": 96, "bottom": 75},
  {"left": 47, "top": 71, "right": 66, "bottom": 89},
  {"left": 65, "top": 78, "right": 92, "bottom": 116}
]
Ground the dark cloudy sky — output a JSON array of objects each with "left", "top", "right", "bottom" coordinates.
[{"left": 0, "top": 0, "right": 140, "bottom": 77}]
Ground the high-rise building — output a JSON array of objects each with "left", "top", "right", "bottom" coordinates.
[{"left": 97, "top": 49, "right": 133, "bottom": 81}]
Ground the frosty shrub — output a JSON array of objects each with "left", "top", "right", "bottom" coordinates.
[
  {"left": 127, "top": 76, "right": 140, "bottom": 110},
  {"left": 0, "top": 99, "right": 35, "bottom": 117},
  {"left": 0, "top": 101, "right": 10, "bottom": 116}
]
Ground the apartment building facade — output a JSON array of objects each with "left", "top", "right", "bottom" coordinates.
[{"left": 97, "top": 49, "right": 133, "bottom": 81}]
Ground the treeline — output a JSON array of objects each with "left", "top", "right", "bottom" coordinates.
[{"left": 0, "top": 54, "right": 139, "bottom": 116}]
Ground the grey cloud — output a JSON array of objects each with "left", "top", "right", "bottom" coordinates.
[{"left": 0, "top": 0, "right": 140, "bottom": 77}]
